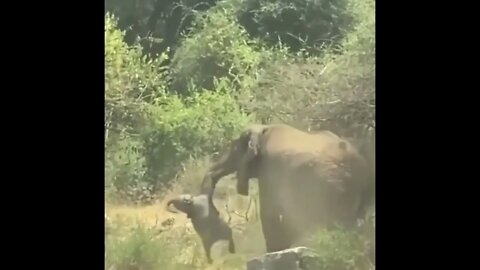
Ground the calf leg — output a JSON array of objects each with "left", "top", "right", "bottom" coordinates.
[
  {"left": 227, "top": 229, "right": 235, "bottom": 253},
  {"left": 201, "top": 238, "right": 213, "bottom": 264}
]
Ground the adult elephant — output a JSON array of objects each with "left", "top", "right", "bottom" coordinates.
[{"left": 201, "top": 123, "right": 371, "bottom": 252}]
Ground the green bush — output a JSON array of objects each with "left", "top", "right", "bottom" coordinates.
[
  {"left": 305, "top": 229, "right": 373, "bottom": 270},
  {"left": 106, "top": 13, "right": 255, "bottom": 201},
  {"left": 238, "top": 0, "right": 375, "bottom": 215},
  {"left": 105, "top": 13, "right": 169, "bottom": 146},
  {"left": 237, "top": 0, "right": 354, "bottom": 53},
  {"left": 105, "top": 13, "right": 171, "bottom": 203},
  {"left": 105, "top": 0, "right": 375, "bottom": 222},
  {"left": 105, "top": 138, "right": 156, "bottom": 204},
  {"left": 106, "top": 218, "right": 249, "bottom": 270},
  {"left": 141, "top": 88, "right": 252, "bottom": 189},
  {"left": 307, "top": 0, "right": 375, "bottom": 136},
  {"left": 169, "top": 1, "right": 264, "bottom": 93},
  {"left": 106, "top": 223, "right": 176, "bottom": 270},
  {"left": 242, "top": 0, "right": 374, "bottom": 137},
  {"left": 105, "top": 0, "right": 221, "bottom": 56},
  {"left": 104, "top": 0, "right": 159, "bottom": 45}
]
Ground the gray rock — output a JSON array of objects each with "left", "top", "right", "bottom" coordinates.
[{"left": 246, "top": 247, "right": 319, "bottom": 270}]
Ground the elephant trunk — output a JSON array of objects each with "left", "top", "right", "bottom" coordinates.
[
  {"left": 202, "top": 160, "right": 235, "bottom": 194},
  {"left": 166, "top": 199, "right": 180, "bottom": 214},
  {"left": 202, "top": 128, "right": 259, "bottom": 196}
]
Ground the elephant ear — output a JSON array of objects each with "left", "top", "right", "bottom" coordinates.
[
  {"left": 237, "top": 125, "right": 264, "bottom": 196},
  {"left": 190, "top": 195, "right": 210, "bottom": 219}
]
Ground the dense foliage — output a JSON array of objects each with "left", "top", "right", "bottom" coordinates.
[
  {"left": 105, "top": 0, "right": 374, "bottom": 204},
  {"left": 105, "top": 0, "right": 374, "bottom": 268}
]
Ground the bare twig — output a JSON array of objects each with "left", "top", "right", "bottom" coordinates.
[
  {"left": 319, "top": 64, "right": 329, "bottom": 76},
  {"left": 244, "top": 195, "right": 253, "bottom": 222},
  {"left": 224, "top": 200, "right": 232, "bottom": 224},
  {"left": 104, "top": 109, "right": 113, "bottom": 143},
  {"left": 232, "top": 210, "right": 246, "bottom": 219},
  {"left": 326, "top": 99, "right": 341, "bottom": 105},
  {"left": 229, "top": 195, "right": 255, "bottom": 222},
  {"left": 253, "top": 196, "right": 259, "bottom": 221}
]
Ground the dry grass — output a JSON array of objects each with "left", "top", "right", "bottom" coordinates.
[
  {"left": 106, "top": 181, "right": 265, "bottom": 270},
  {"left": 105, "top": 181, "right": 260, "bottom": 238},
  {"left": 105, "top": 157, "right": 265, "bottom": 270},
  {"left": 105, "top": 155, "right": 374, "bottom": 270}
]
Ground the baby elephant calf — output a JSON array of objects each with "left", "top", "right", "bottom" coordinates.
[{"left": 166, "top": 193, "right": 235, "bottom": 263}]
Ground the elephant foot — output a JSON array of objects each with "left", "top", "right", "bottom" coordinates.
[
  {"left": 265, "top": 232, "right": 293, "bottom": 253},
  {"left": 265, "top": 234, "right": 292, "bottom": 252}
]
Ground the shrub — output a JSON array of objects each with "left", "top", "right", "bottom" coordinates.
[
  {"left": 105, "top": 0, "right": 375, "bottom": 217},
  {"left": 105, "top": 137, "right": 159, "bottom": 204},
  {"left": 237, "top": 0, "right": 354, "bottom": 53},
  {"left": 105, "top": 13, "right": 168, "bottom": 143},
  {"left": 104, "top": 0, "right": 159, "bottom": 45},
  {"left": 141, "top": 88, "right": 252, "bottom": 189},
  {"left": 106, "top": 223, "right": 176, "bottom": 270},
  {"left": 239, "top": 0, "right": 375, "bottom": 214},
  {"left": 106, "top": 218, "right": 249, "bottom": 270},
  {"left": 307, "top": 0, "right": 375, "bottom": 137},
  {"left": 305, "top": 229, "right": 374, "bottom": 270},
  {"left": 169, "top": 1, "right": 264, "bottom": 93},
  {"left": 242, "top": 0, "right": 374, "bottom": 138},
  {"left": 105, "top": 12, "right": 254, "bottom": 201},
  {"left": 105, "top": 0, "right": 221, "bottom": 56},
  {"left": 105, "top": 13, "right": 171, "bottom": 203}
]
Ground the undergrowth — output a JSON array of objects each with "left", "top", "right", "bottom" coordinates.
[{"left": 105, "top": 0, "right": 375, "bottom": 268}]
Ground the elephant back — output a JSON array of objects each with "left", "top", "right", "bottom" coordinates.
[{"left": 259, "top": 124, "right": 346, "bottom": 156}]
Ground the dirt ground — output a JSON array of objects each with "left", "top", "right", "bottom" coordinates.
[{"left": 105, "top": 180, "right": 266, "bottom": 270}]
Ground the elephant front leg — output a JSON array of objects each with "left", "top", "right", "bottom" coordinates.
[{"left": 260, "top": 202, "right": 291, "bottom": 252}]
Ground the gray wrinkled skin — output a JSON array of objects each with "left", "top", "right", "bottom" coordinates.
[{"left": 166, "top": 194, "right": 235, "bottom": 263}]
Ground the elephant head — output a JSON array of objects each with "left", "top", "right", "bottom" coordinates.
[
  {"left": 166, "top": 193, "right": 235, "bottom": 263},
  {"left": 202, "top": 124, "right": 267, "bottom": 197},
  {"left": 166, "top": 194, "right": 210, "bottom": 219}
]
